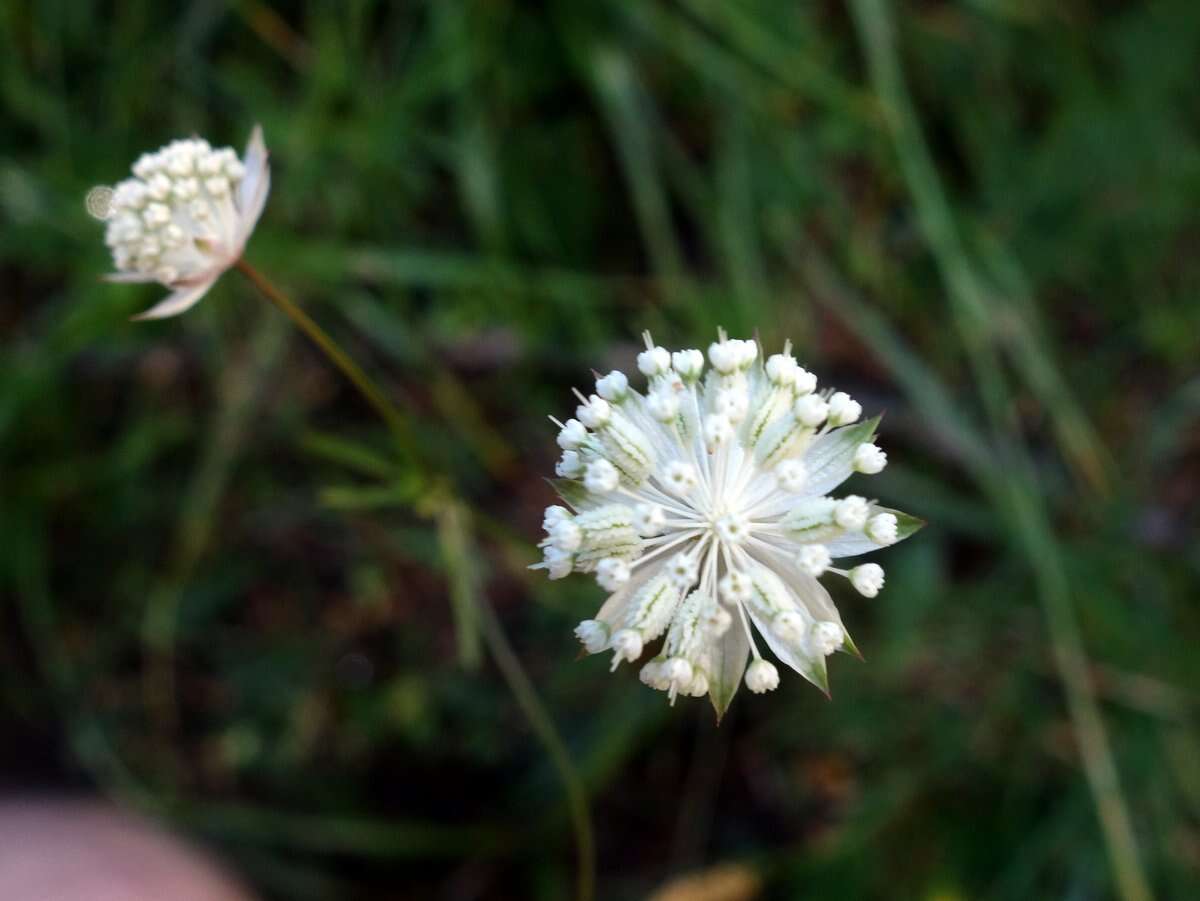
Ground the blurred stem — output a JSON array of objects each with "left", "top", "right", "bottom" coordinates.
[
  {"left": 850, "top": 5, "right": 1152, "bottom": 901},
  {"left": 239, "top": 259, "right": 595, "bottom": 900},
  {"left": 475, "top": 593, "right": 596, "bottom": 901},
  {"left": 234, "top": 259, "right": 419, "bottom": 470},
  {"left": 143, "top": 312, "right": 287, "bottom": 740}
]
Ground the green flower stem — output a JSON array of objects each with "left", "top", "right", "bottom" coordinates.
[{"left": 235, "top": 259, "right": 419, "bottom": 468}]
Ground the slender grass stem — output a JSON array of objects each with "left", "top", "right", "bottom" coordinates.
[
  {"left": 475, "top": 593, "right": 596, "bottom": 901},
  {"left": 237, "top": 260, "right": 595, "bottom": 901},
  {"left": 849, "top": 5, "right": 1152, "bottom": 900},
  {"left": 235, "top": 259, "right": 418, "bottom": 468},
  {"left": 142, "top": 312, "right": 287, "bottom": 741}
]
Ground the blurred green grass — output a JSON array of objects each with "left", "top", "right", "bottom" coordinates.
[{"left": 2, "top": 2, "right": 1200, "bottom": 899}]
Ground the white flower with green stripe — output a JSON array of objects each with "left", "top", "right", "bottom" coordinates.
[{"left": 535, "top": 331, "right": 922, "bottom": 717}]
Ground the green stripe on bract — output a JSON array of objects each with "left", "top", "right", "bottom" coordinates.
[
  {"left": 755, "top": 414, "right": 813, "bottom": 469},
  {"left": 547, "top": 477, "right": 590, "bottom": 510},
  {"left": 748, "top": 385, "right": 793, "bottom": 448},
  {"left": 803, "top": 415, "right": 880, "bottom": 489}
]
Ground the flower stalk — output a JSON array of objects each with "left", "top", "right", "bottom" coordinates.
[{"left": 233, "top": 259, "right": 419, "bottom": 469}]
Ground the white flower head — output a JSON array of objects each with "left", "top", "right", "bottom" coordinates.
[
  {"left": 96, "top": 126, "right": 270, "bottom": 320},
  {"left": 535, "top": 331, "right": 921, "bottom": 715}
]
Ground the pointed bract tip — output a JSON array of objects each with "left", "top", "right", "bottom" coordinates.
[{"left": 841, "top": 633, "right": 865, "bottom": 661}]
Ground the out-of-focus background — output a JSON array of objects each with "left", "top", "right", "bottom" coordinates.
[{"left": 2, "top": 2, "right": 1198, "bottom": 899}]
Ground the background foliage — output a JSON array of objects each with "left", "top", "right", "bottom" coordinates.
[{"left": 2, "top": 1, "right": 1199, "bottom": 899}]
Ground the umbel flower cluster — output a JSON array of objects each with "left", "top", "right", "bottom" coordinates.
[
  {"left": 97, "top": 126, "right": 270, "bottom": 320},
  {"left": 536, "top": 332, "right": 920, "bottom": 716}
]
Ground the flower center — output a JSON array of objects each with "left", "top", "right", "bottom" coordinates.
[{"left": 713, "top": 511, "right": 751, "bottom": 547}]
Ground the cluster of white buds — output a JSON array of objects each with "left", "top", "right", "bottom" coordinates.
[
  {"left": 535, "top": 331, "right": 921, "bottom": 716},
  {"left": 93, "top": 126, "right": 270, "bottom": 320}
]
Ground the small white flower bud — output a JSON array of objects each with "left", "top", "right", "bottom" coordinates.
[
  {"left": 733, "top": 339, "right": 757, "bottom": 368},
  {"left": 132, "top": 154, "right": 157, "bottom": 180},
  {"left": 171, "top": 177, "right": 198, "bottom": 200},
  {"left": 610, "top": 629, "right": 644, "bottom": 669},
  {"left": 708, "top": 339, "right": 740, "bottom": 374},
  {"left": 143, "top": 202, "right": 171, "bottom": 227},
  {"left": 704, "top": 605, "right": 733, "bottom": 637},
  {"left": 835, "top": 495, "right": 870, "bottom": 531},
  {"left": 584, "top": 458, "right": 619, "bottom": 493},
  {"left": 595, "top": 370, "right": 629, "bottom": 402},
  {"left": 718, "top": 571, "right": 751, "bottom": 604},
  {"left": 556, "top": 450, "right": 584, "bottom": 478},
  {"left": 866, "top": 512, "right": 898, "bottom": 545},
  {"left": 576, "top": 394, "right": 611, "bottom": 428},
  {"left": 765, "top": 353, "right": 799, "bottom": 385},
  {"left": 794, "top": 367, "right": 817, "bottom": 395},
  {"left": 797, "top": 544, "right": 832, "bottom": 577},
  {"left": 667, "top": 553, "right": 699, "bottom": 590},
  {"left": 147, "top": 173, "right": 171, "bottom": 200},
  {"left": 671, "top": 349, "right": 704, "bottom": 380},
  {"left": 853, "top": 443, "right": 887, "bottom": 474},
  {"left": 543, "top": 505, "right": 571, "bottom": 531},
  {"left": 633, "top": 504, "right": 666, "bottom": 537},
  {"left": 542, "top": 546, "right": 574, "bottom": 579},
  {"left": 557, "top": 418, "right": 588, "bottom": 450},
  {"left": 794, "top": 393, "right": 829, "bottom": 427},
  {"left": 663, "top": 461, "right": 698, "bottom": 495},
  {"left": 849, "top": 563, "right": 885, "bottom": 597},
  {"left": 713, "top": 387, "right": 749, "bottom": 423},
  {"left": 745, "top": 659, "right": 780, "bottom": 693},
  {"left": 772, "top": 610, "right": 807, "bottom": 645},
  {"left": 715, "top": 513, "right": 749, "bottom": 546},
  {"left": 775, "top": 459, "right": 808, "bottom": 493},
  {"left": 204, "top": 175, "right": 231, "bottom": 197},
  {"left": 827, "top": 391, "right": 862, "bottom": 426},
  {"left": 596, "top": 557, "right": 632, "bottom": 591},
  {"left": 663, "top": 656, "right": 693, "bottom": 686},
  {"left": 549, "top": 520, "right": 582, "bottom": 552},
  {"left": 574, "top": 619, "right": 609, "bottom": 653},
  {"left": 703, "top": 414, "right": 733, "bottom": 448},
  {"left": 810, "top": 621, "right": 845, "bottom": 656},
  {"left": 637, "top": 345, "right": 671, "bottom": 377},
  {"left": 639, "top": 659, "right": 666, "bottom": 689},
  {"left": 646, "top": 388, "right": 680, "bottom": 422}
]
